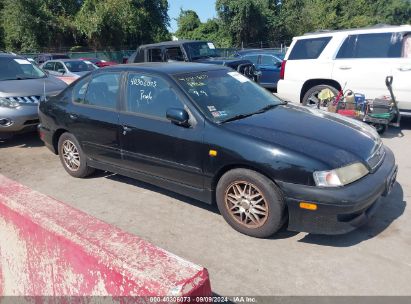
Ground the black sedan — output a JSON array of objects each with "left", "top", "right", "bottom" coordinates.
[{"left": 38, "top": 63, "right": 398, "bottom": 238}]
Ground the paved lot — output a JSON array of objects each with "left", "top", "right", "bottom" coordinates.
[{"left": 1, "top": 119, "right": 410, "bottom": 296}]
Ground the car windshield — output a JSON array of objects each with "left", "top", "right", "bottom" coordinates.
[
  {"left": 185, "top": 42, "right": 219, "bottom": 60},
  {"left": 0, "top": 57, "right": 46, "bottom": 81},
  {"left": 64, "top": 60, "right": 95, "bottom": 72},
  {"left": 175, "top": 69, "right": 284, "bottom": 123}
]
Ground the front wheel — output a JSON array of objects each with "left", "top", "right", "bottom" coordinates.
[
  {"left": 216, "top": 169, "right": 286, "bottom": 238},
  {"left": 58, "top": 132, "right": 95, "bottom": 178}
]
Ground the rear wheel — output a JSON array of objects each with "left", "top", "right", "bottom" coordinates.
[
  {"left": 58, "top": 132, "right": 95, "bottom": 178},
  {"left": 302, "top": 84, "right": 339, "bottom": 110},
  {"left": 216, "top": 169, "right": 285, "bottom": 238}
]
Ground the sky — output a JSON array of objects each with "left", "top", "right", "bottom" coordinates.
[{"left": 168, "top": 0, "right": 217, "bottom": 33}]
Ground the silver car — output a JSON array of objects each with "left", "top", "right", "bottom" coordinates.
[
  {"left": 40, "top": 59, "right": 98, "bottom": 79},
  {"left": 0, "top": 53, "right": 67, "bottom": 139}
]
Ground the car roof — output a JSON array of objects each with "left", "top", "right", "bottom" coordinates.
[
  {"left": 101, "top": 62, "right": 228, "bottom": 75},
  {"left": 138, "top": 40, "right": 209, "bottom": 49},
  {"left": 0, "top": 53, "right": 24, "bottom": 59},
  {"left": 298, "top": 24, "right": 411, "bottom": 39}
]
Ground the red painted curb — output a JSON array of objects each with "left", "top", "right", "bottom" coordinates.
[{"left": 0, "top": 175, "right": 211, "bottom": 296}]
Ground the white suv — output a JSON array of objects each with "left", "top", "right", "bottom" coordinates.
[{"left": 277, "top": 25, "right": 411, "bottom": 115}]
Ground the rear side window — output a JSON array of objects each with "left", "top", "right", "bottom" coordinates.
[
  {"left": 80, "top": 73, "right": 121, "bottom": 109},
  {"left": 337, "top": 33, "right": 403, "bottom": 59},
  {"left": 288, "top": 37, "right": 332, "bottom": 60},
  {"left": 147, "top": 48, "right": 163, "bottom": 62}
]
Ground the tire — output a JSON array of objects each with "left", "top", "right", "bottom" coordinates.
[
  {"left": 302, "top": 84, "right": 339, "bottom": 109},
  {"left": 216, "top": 168, "right": 286, "bottom": 238},
  {"left": 57, "top": 132, "right": 95, "bottom": 178}
]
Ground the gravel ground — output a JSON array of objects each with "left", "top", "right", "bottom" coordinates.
[{"left": 0, "top": 118, "right": 410, "bottom": 296}]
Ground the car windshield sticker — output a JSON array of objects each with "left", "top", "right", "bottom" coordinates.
[
  {"left": 207, "top": 42, "right": 216, "bottom": 49},
  {"left": 228, "top": 71, "right": 250, "bottom": 83},
  {"left": 84, "top": 61, "right": 92, "bottom": 65},
  {"left": 211, "top": 111, "right": 220, "bottom": 117},
  {"left": 207, "top": 106, "right": 216, "bottom": 111},
  {"left": 14, "top": 59, "right": 31, "bottom": 65},
  {"left": 178, "top": 74, "right": 208, "bottom": 87},
  {"left": 130, "top": 76, "right": 157, "bottom": 88}
]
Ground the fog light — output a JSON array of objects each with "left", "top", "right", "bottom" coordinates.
[
  {"left": 299, "top": 202, "right": 318, "bottom": 211},
  {"left": 0, "top": 118, "right": 13, "bottom": 127}
]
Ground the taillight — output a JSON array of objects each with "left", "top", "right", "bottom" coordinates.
[{"left": 280, "top": 60, "right": 286, "bottom": 80}]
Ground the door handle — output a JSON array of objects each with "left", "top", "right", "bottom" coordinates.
[
  {"left": 122, "top": 125, "right": 133, "bottom": 135},
  {"left": 398, "top": 66, "right": 411, "bottom": 71},
  {"left": 339, "top": 66, "right": 352, "bottom": 70},
  {"left": 69, "top": 114, "right": 78, "bottom": 120}
]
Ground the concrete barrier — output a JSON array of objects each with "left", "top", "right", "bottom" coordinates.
[{"left": 0, "top": 175, "right": 211, "bottom": 297}]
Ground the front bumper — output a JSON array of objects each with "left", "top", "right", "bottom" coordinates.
[
  {"left": 278, "top": 146, "right": 397, "bottom": 235},
  {"left": 0, "top": 105, "right": 39, "bottom": 137}
]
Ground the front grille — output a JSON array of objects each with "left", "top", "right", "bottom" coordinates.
[
  {"left": 5, "top": 96, "right": 40, "bottom": 104},
  {"left": 367, "top": 143, "right": 385, "bottom": 171}
]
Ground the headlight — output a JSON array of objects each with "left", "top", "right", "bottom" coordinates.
[
  {"left": 313, "top": 162, "right": 369, "bottom": 187},
  {"left": 0, "top": 97, "right": 20, "bottom": 108}
]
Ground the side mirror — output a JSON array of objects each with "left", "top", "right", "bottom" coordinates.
[
  {"left": 58, "top": 69, "right": 66, "bottom": 75},
  {"left": 166, "top": 108, "right": 190, "bottom": 127}
]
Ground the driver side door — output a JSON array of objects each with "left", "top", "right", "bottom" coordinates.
[{"left": 118, "top": 72, "right": 206, "bottom": 190}]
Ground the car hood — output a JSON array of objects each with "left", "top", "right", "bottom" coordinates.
[
  {"left": 222, "top": 104, "right": 381, "bottom": 169},
  {"left": 0, "top": 76, "right": 67, "bottom": 97}
]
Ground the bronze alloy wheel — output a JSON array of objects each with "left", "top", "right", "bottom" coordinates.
[
  {"left": 224, "top": 181, "right": 269, "bottom": 229},
  {"left": 61, "top": 139, "right": 80, "bottom": 172}
]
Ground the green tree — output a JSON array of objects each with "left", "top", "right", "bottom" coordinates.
[
  {"left": 75, "top": 0, "right": 170, "bottom": 49},
  {"left": 175, "top": 9, "right": 201, "bottom": 39}
]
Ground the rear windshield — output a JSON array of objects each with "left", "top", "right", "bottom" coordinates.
[{"left": 288, "top": 37, "right": 332, "bottom": 60}]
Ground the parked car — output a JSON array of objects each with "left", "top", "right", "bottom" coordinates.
[
  {"left": 0, "top": 53, "right": 67, "bottom": 139},
  {"left": 127, "top": 40, "right": 258, "bottom": 80},
  {"left": 35, "top": 53, "right": 70, "bottom": 65},
  {"left": 235, "top": 49, "right": 285, "bottom": 90},
  {"left": 277, "top": 25, "right": 411, "bottom": 116},
  {"left": 38, "top": 62, "right": 397, "bottom": 238},
  {"left": 40, "top": 59, "right": 98, "bottom": 84},
  {"left": 79, "top": 57, "right": 117, "bottom": 68}
]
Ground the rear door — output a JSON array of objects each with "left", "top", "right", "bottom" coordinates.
[
  {"left": 118, "top": 72, "right": 205, "bottom": 189},
  {"left": 332, "top": 32, "right": 404, "bottom": 103},
  {"left": 66, "top": 72, "right": 123, "bottom": 166}
]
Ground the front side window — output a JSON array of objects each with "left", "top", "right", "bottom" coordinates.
[
  {"left": 72, "top": 77, "right": 90, "bottom": 104},
  {"left": 126, "top": 73, "right": 182, "bottom": 118},
  {"left": 0, "top": 57, "right": 47, "bottom": 81},
  {"left": 337, "top": 32, "right": 403, "bottom": 59},
  {"left": 288, "top": 37, "right": 332, "bottom": 60},
  {"left": 165, "top": 47, "right": 185, "bottom": 61},
  {"left": 82, "top": 73, "right": 120, "bottom": 109},
  {"left": 185, "top": 42, "right": 219, "bottom": 60},
  {"left": 243, "top": 54, "right": 259, "bottom": 65},
  {"left": 175, "top": 70, "right": 283, "bottom": 123},
  {"left": 54, "top": 62, "right": 65, "bottom": 72}
]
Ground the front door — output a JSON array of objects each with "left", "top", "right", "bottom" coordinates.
[
  {"left": 118, "top": 72, "right": 205, "bottom": 189},
  {"left": 332, "top": 32, "right": 404, "bottom": 103}
]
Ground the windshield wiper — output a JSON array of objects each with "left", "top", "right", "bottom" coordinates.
[{"left": 220, "top": 103, "right": 283, "bottom": 124}]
